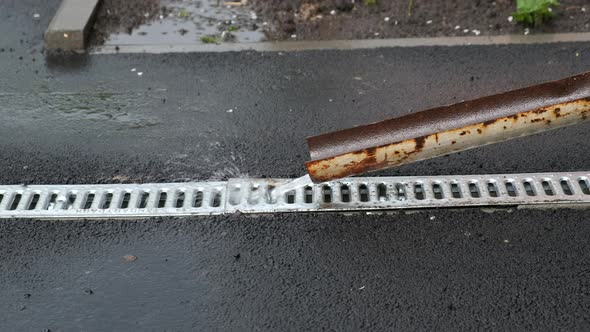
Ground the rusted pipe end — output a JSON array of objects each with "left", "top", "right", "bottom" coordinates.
[{"left": 305, "top": 72, "right": 590, "bottom": 183}]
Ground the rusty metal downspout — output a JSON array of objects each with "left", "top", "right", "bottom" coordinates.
[{"left": 306, "top": 72, "right": 590, "bottom": 183}]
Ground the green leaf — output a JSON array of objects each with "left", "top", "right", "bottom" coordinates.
[{"left": 513, "top": 0, "right": 559, "bottom": 26}]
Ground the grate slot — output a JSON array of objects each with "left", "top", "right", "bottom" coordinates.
[
  {"left": 505, "top": 181, "right": 518, "bottom": 197},
  {"left": 450, "top": 182, "right": 462, "bottom": 199},
  {"left": 193, "top": 190, "right": 204, "bottom": 207},
  {"left": 322, "top": 185, "right": 332, "bottom": 203},
  {"left": 84, "top": 193, "right": 95, "bottom": 209},
  {"left": 579, "top": 178, "right": 590, "bottom": 195},
  {"left": 432, "top": 183, "right": 443, "bottom": 200},
  {"left": 211, "top": 191, "right": 222, "bottom": 207},
  {"left": 523, "top": 180, "right": 536, "bottom": 196},
  {"left": 468, "top": 182, "right": 480, "bottom": 198},
  {"left": 414, "top": 183, "right": 425, "bottom": 200},
  {"left": 9, "top": 194, "right": 22, "bottom": 211},
  {"left": 121, "top": 192, "right": 131, "bottom": 209},
  {"left": 102, "top": 193, "right": 114, "bottom": 209},
  {"left": 27, "top": 194, "right": 40, "bottom": 210},
  {"left": 395, "top": 183, "right": 406, "bottom": 201},
  {"left": 542, "top": 180, "right": 555, "bottom": 196},
  {"left": 487, "top": 182, "right": 499, "bottom": 198},
  {"left": 560, "top": 179, "right": 574, "bottom": 196},
  {"left": 340, "top": 185, "right": 351, "bottom": 203},
  {"left": 358, "top": 184, "right": 369, "bottom": 202}
]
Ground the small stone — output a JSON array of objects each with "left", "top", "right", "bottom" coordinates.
[
  {"left": 63, "top": 33, "right": 68, "bottom": 38},
  {"left": 374, "top": 32, "right": 380, "bottom": 36},
  {"left": 429, "top": 216, "right": 436, "bottom": 220},
  {"left": 524, "top": 28, "right": 530, "bottom": 35},
  {"left": 330, "top": 10, "right": 336, "bottom": 15},
  {"left": 84, "top": 288, "right": 94, "bottom": 295},
  {"left": 226, "top": 109, "right": 233, "bottom": 113},
  {"left": 454, "top": 25, "right": 460, "bottom": 30},
  {"left": 463, "top": 29, "right": 469, "bottom": 33},
  {"left": 291, "top": 34, "right": 297, "bottom": 38},
  {"left": 582, "top": 7, "right": 586, "bottom": 12},
  {"left": 503, "top": 239, "right": 509, "bottom": 243},
  {"left": 426, "top": 20, "right": 432, "bottom": 24},
  {"left": 23, "top": 293, "right": 31, "bottom": 299},
  {"left": 123, "top": 254, "right": 137, "bottom": 262},
  {"left": 137, "top": 72, "right": 143, "bottom": 76},
  {"left": 33, "top": 13, "right": 40, "bottom": 19},
  {"left": 384, "top": 17, "right": 390, "bottom": 22},
  {"left": 130, "top": 68, "right": 136, "bottom": 72},
  {"left": 472, "top": 29, "right": 481, "bottom": 36},
  {"left": 234, "top": 253, "right": 241, "bottom": 260},
  {"left": 508, "top": 16, "right": 513, "bottom": 22}
]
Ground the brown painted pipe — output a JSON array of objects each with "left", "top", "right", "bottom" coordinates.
[{"left": 306, "top": 72, "right": 590, "bottom": 183}]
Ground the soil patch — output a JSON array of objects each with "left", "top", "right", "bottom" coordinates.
[{"left": 249, "top": 0, "right": 590, "bottom": 40}]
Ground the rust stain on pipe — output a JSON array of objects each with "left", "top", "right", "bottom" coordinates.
[{"left": 306, "top": 72, "right": 590, "bottom": 183}]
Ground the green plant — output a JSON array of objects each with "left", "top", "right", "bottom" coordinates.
[
  {"left": 364, "top": 0, "right": 377, "bottom": 6},
  {"left": 178, "top": 9, "right": 190, "bottom": 18},
  {"left": 513, "top": 0, "right": 559, "bottom": 26},
  {"left": 227, "top": 26, "right": 238, "bottom": 32},
  {"left": 200, "top": 36, "right": 217, "bottom": 44},
  {"left": 407, "top": 0, "right": 413, "bottom": 16}
]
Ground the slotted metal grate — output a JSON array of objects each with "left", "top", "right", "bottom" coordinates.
[{"left": 0, "top": 172, "right": 588, "bottom": 219}]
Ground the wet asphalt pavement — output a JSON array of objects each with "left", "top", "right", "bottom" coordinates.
[{"left": 2, "top": 0, "right": 590, "bottom": 330}]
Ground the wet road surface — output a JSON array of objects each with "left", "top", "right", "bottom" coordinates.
[{"left": 1, "top": 0, "right": 590, "bottom": 330}]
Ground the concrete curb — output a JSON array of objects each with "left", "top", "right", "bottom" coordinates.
[
  {"left": 91, "top": 32, "right": 590, "bottom": 54},
  {"left": 45, "top": 0, "right": 101, "bottom": 51}
]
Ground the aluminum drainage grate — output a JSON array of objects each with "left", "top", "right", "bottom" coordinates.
[{"left": 0, "top": 172, "right": 588, "bottom": 219}]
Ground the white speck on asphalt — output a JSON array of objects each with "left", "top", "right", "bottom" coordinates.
[
  {"left": 330, "top": 10, "right": 336, "bottom": 15},
  {"left": 472, "top": 29, "right": 481, "bottom": 36},
  {"left": 227, "top": 109, "right": 233, "bottom": 113},
  {"left": 548, "top": 7, "right": 553, "bottom": 12},
  {"left": 137, "top": 72, "right": 143, "bottom": 76},
  {"left": 33, "top": 13, "right": 40, "bottom": 19},
  {"left": 394, "top": 20, "right": 398, "bottom": 25},
  {"left": 159, "top": 14, "right": 163, "bottom": 19},
  {"left": 576, "top": 52, "right": 581, "bottom": 57},
  {"left": 503, "top": 239, "right": 509, "bottom": 243},
  {"left": 463, "top": 29, "right": 469, "bottom": 33},
  {"left": 329, "top": 99, "right": 333, "bottom": 102},
  {"left": 144, "top": 12, "right": 149, "bottom": 18},
  {"left": 131, "top": 68, "right": 136, "bottom": 72},
  {"left": 454, "top": 25, "right": 460, "bottom": 30},
  {"left": 582, "top": 7, "right": 586, "bottom": 12},
  {"left": 291, "top": 34, "right": 297, "bottom": 39},
  {"left": 426, "top": 20, "right": 432, "bottom": 24},
  {"left": 524, "top": 28, "right": 530, "bottom": 35},
  {"left": 429, "top": 216, "right": 436, "bottom": 220},
  {"left": 374, "top": 32, "right": 380, "bottom": 36},
  {"left": 263, "top": 22, "right": 268, "bottom": 26},
  {"left": 384, "top": 17, "right": 390, "bottom": 22},
  {"left": 359, "top": 286, "right": 365, "bottom": 290},
  {"left": 63, "top": 33, "right": 69, "bottom": 38},
  {"left": 508, "top": 15, "right": 513, "bottom": 22}
]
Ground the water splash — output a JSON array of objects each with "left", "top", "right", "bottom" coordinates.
[{"left": 268, "top": 174, "right": 313, "bottom": 202}]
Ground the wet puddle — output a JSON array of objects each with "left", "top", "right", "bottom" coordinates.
[{"left": 103, "top": 0, "right": 267, "bottom": 46}]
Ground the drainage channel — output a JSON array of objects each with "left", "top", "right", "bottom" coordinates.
[{"left": 0, "top": 172, "right": 589, "bottom": 219}]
